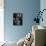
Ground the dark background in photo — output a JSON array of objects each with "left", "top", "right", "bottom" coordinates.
[{"left": 13, "top": 13, "right": 23, "bottom": 25}]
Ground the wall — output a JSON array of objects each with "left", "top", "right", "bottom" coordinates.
[
  {"left": 4, "top": 0, "right": 40, "bottom": 42},
  {"left": 0, "top": 0, "right": 4, "bottom": 42},
  {"left": 40, "top": 0, "right": 46, "bottom": 26}
]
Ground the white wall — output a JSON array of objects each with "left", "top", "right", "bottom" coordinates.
[{"left": 0, "top": 0, "right": 4, "bottom": 42}]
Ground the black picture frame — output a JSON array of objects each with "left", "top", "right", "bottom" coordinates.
[{"left": 13, "top": 13, "right": 23, "bottom": 26}]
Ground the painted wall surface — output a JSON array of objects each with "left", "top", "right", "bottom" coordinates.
[
  {"left": 40, "top": 0, "right": 46, "bottom": 26},
  {"left": 4, "top": 0, "right": 40, "bottom": 42}
]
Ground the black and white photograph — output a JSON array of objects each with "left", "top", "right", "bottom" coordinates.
[{"left": 13, "top": 13, "right": 23, "bottom": 25}]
